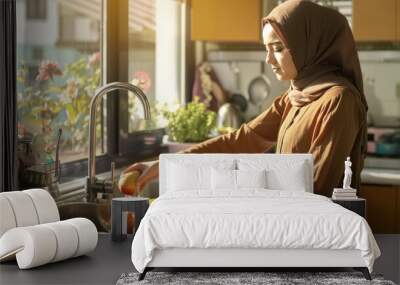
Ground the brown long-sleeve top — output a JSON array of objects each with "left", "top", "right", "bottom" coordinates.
[{"left": 183, "top": 86, "right": 366, "bottom": 197}]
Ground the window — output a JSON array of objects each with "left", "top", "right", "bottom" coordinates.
[
  {"left": 16, "top": 0, "right": 187, "bottom": 184},
  {"left": 110, "top": 0, "right": 187, "bottom": 155},
  {"left": 16, "top": 0, "right": 104, "bottom": 167},
  {"left": 127, "top": 0, "right": 186, "bottom": 133}
]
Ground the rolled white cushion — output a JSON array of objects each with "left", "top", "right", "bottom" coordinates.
[
  {"left": 0, "top": 192, "right": 39, "bottom": 227},
  {"left": 0, "top": 218, "right": 98, "bottom": 269},
  {"left": 0, "top": 226, "right": 57, "bottom": 269},
  {"left": 0, "top": 196, "right": 17, "bottom": 237},
  {"left": 23, "top": 189, "right": 60, "bottom": 223},
  {"left": 42, "top": 221, "right": 79, "bottom": 262},
  {"left": 64, "top": 218, "right": 98, "bottom": 257}
]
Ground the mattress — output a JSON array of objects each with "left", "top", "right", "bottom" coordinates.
[{"left": 131, "top": 190, "right": 380, "bottom": 273}]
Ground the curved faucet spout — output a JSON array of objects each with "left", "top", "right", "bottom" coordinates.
[{"left": 87, "top": 82, "right": 151, "bottom": 199}]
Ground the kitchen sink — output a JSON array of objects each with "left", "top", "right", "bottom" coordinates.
[
  {"left": 56, "top": 175, "right": 159, "bottom": 233},
  {"left": 58, "top": 201, "right": 111, "bottom": 233}
]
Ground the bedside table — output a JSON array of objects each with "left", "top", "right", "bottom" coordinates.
[
  {"left": 331, "top": 198, "right": 366, "bottom": 218},
  {"left": 111, "top": 197, "right": 149, "bottom": 241}
]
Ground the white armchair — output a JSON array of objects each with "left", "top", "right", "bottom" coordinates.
[{"left": 0, "top": 189, "right": 98, "bottom": 269}]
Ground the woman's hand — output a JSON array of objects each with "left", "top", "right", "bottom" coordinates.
[{"left": 119, "top": 160, "right": 159, "bottom": 195}]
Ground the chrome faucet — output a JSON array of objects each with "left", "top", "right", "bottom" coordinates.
[{"left": 86, "top": 82, "right": 151, "bottom": 202}]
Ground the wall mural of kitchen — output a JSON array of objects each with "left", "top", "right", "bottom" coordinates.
[
  {"left": 190, "top": 49, "right": 400, "bottom": 162},
  {"left": 1, "top": 0, "right": 400, "bottom": 284}
]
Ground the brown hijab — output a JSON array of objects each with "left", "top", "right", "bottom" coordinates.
[
  {"left": 262, "top": 0, "right": 367, "bottom": 110},
  {"left": 262, "top": 0, "right": 369, "bottom": 185}
]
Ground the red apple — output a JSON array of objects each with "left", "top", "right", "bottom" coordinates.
[
  {"left": 118, "top": 170, "right": 141, "bottom": 196},
  {"left": 127, "top": 212, "right": 135, "bottom": 234}
]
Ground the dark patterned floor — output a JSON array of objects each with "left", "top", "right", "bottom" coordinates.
[{"left": 117, "top": 271, "right": 395, "bottom": 285}]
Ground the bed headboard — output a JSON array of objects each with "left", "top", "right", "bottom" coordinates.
[{"left": 159, "top": 153, "right": 314, "bottom": 196}]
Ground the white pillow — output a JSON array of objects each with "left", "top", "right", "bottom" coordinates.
[
  {"left": 167, "top": 160, "right": 235, "bottom": 191},
  {"left": 237, "top": 169, "right": 267, "bottom": 189},
  {"left": 267, "top": 162, "right": 307, "bottom": 191},
  {"left": 211, "top": 168, "right": 236, "bottom": 190},
  {"left": 211, "top": 169, "right": 267, "bottom": 190},
  {"left": 238, "top": 159, "right": 309, "bottom": 191}
]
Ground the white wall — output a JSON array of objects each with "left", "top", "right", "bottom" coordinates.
[{"left": 155, "top": 0, "right": 183, "bottom": 106}]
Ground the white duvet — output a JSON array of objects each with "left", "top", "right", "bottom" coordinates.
[{"left": 131, "top": 190, "right": 380, "bottom": 273}]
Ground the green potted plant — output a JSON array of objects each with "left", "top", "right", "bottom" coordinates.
[{"left": 161, "top": 97, "right": 216, "bottom": 144}]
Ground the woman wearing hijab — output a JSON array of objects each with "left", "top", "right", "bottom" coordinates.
[{"left": 122, "top": 0, "right": 368, "bottom": 198}]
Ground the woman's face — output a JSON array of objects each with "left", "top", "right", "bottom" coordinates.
[{"left": 263, "top": 24, "right": 298, "bottom": 81}]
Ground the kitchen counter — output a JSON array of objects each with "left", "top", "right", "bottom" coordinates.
[
  {"left": 55, "top": 166, "right": 158, "bottom": 204},
  {"left": 361, "top": 168, "right": 400, "bottom": 186},
  {"left": 362, "top": 156, "right": 400, "bottom": 186},
  {"left": 55, "top": 157, "right": 400, "bottom": 200}
]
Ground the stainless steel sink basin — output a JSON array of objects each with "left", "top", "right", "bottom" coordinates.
[
  {"left": 58, "top": 201, "right": 111, "bottom": 233},
  {"left": 56, "top": 176, "right": 159, "bottom": 233}
]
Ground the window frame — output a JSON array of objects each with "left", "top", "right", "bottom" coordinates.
[{"left": 56, "top": 0, "right": 166, "bottom": 182}]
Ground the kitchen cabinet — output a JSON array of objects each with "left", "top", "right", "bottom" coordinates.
[
  {"left": 359, "top": 184, "right": 400, "bottom": 233},
  {"left": 397, "top": 0, "right": 400, "bottom": 40},
  {"left": 352, "top": 0, "right": 398, "bottom": 42},
  {"left": 190, "top": 0, "right": 262, "bottom": 42}
]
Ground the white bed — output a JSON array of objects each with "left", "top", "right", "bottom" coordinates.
[{"left": 131, "top": 154, "right": 380, "bottom": 280}]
